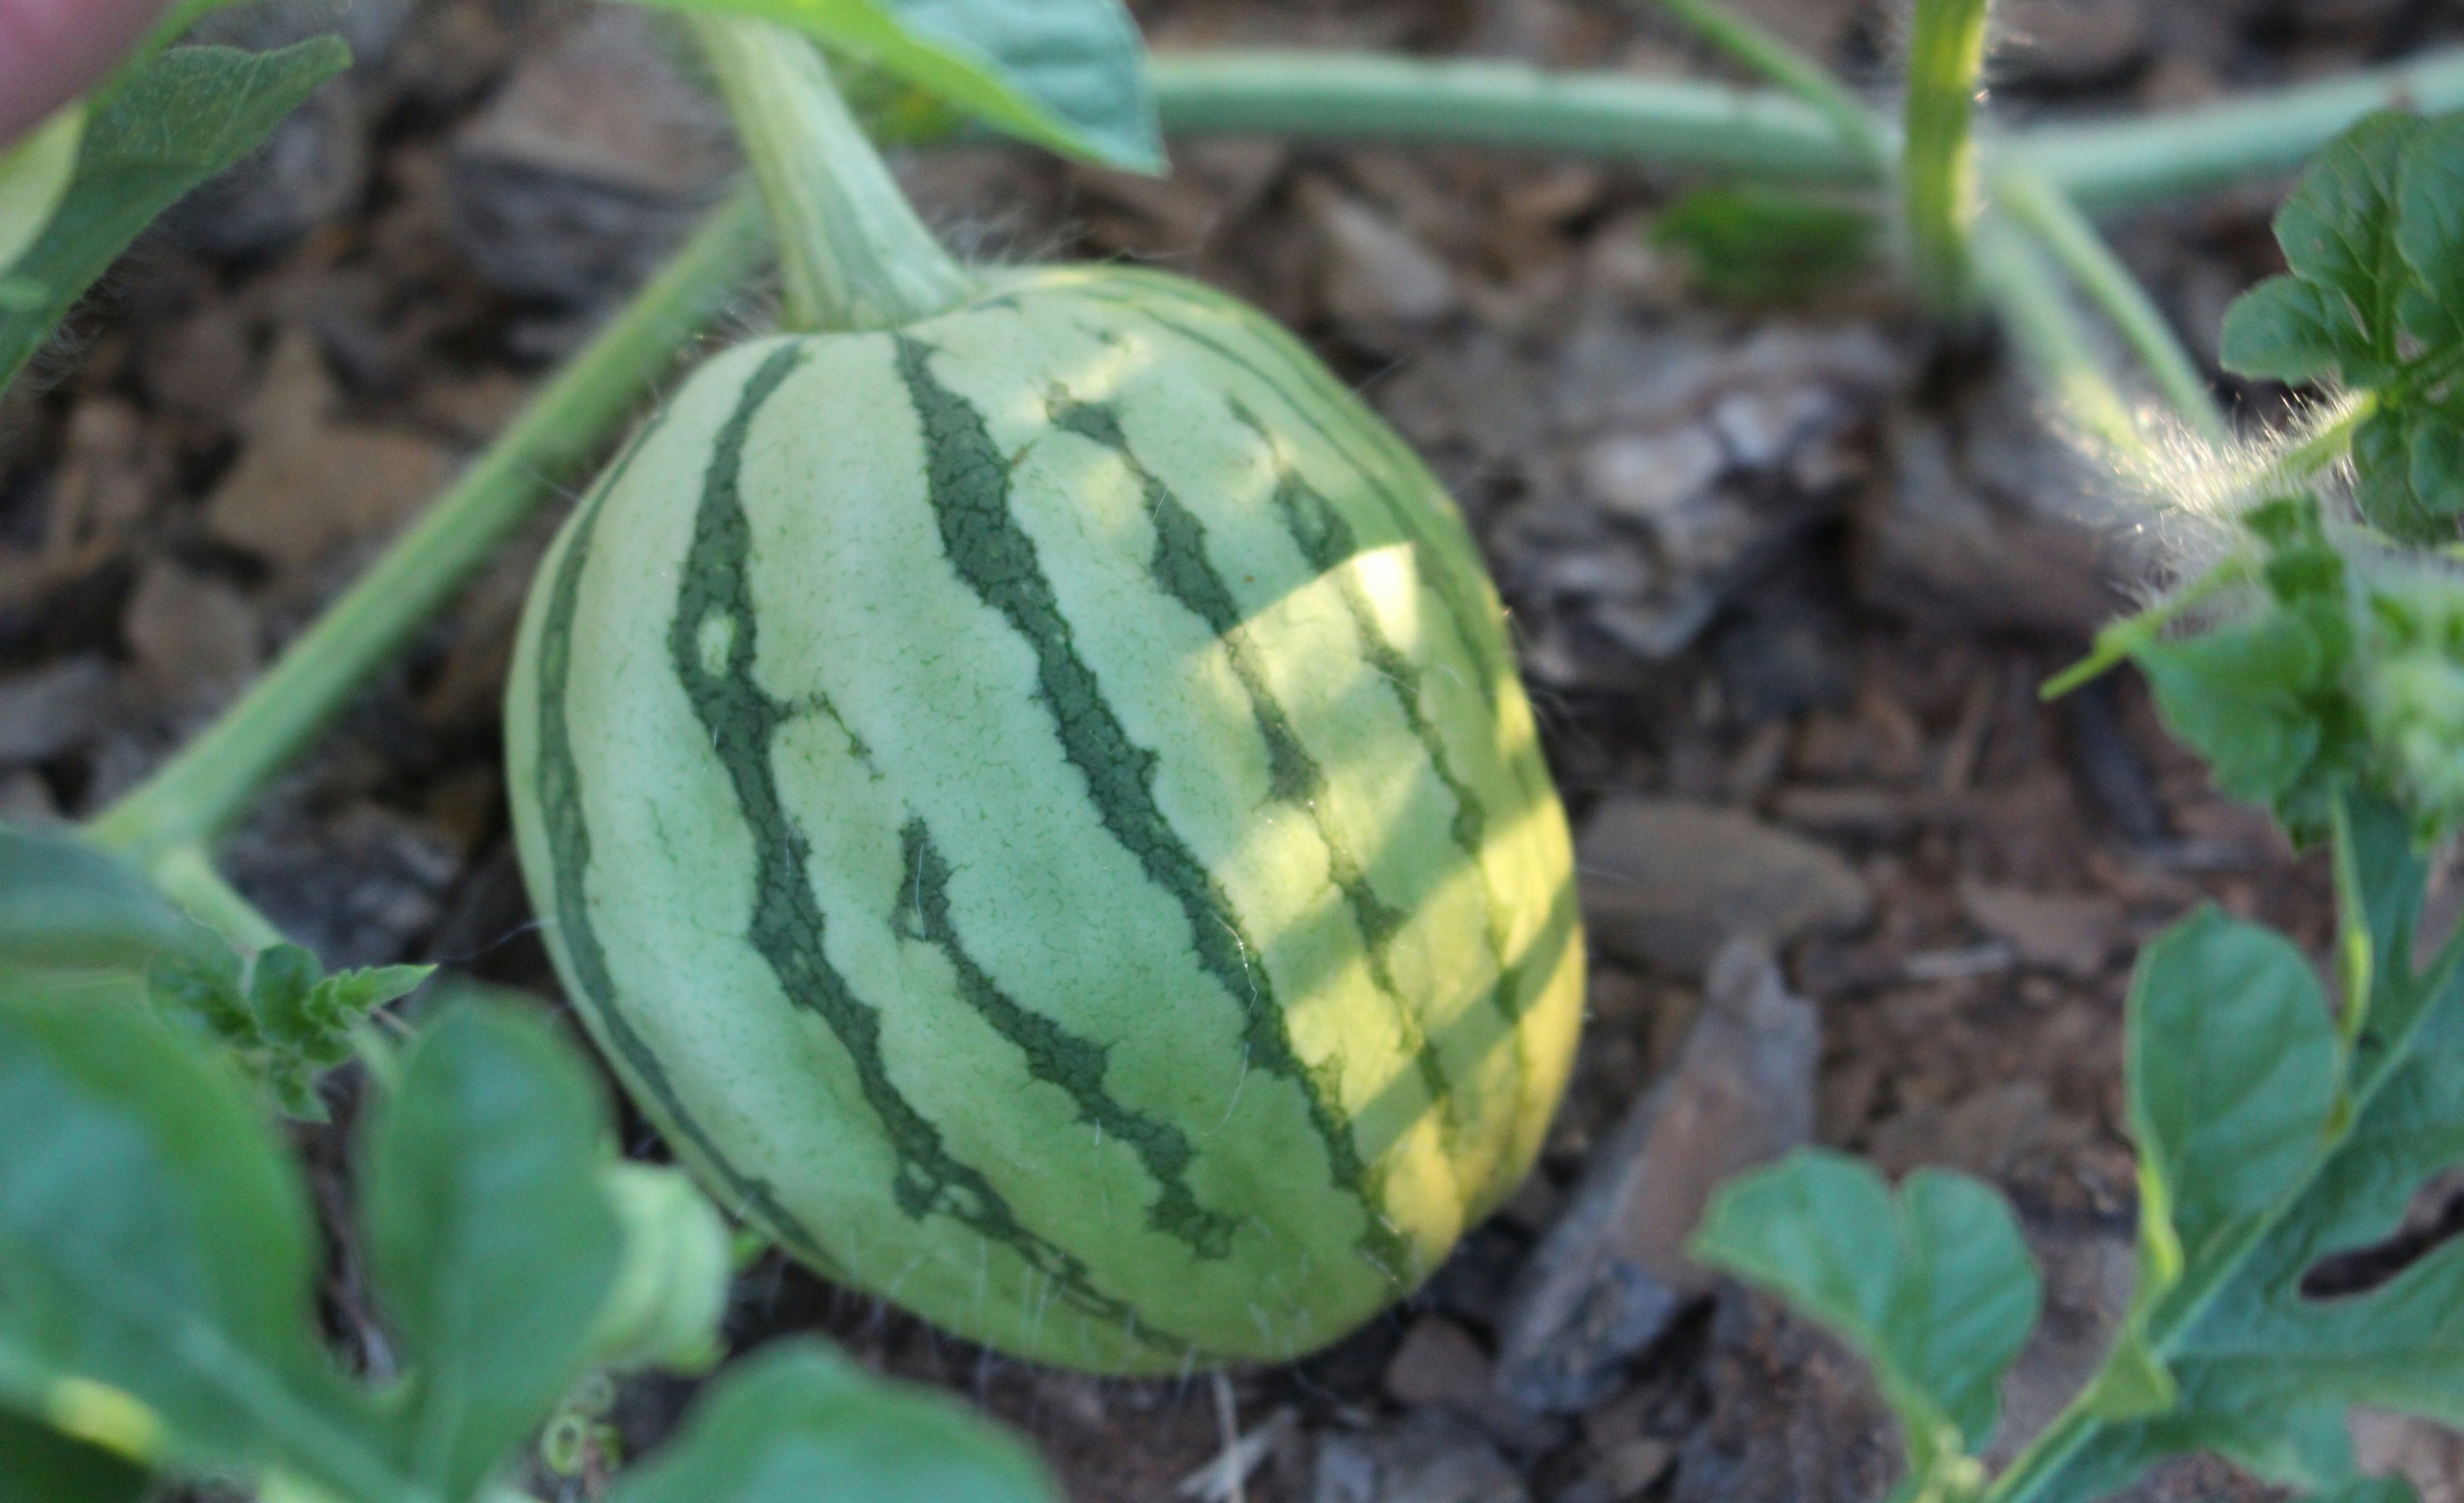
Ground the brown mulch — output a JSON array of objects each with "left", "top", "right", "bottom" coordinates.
[{"left": 8, "top": 0, "right": 2463, "bottom": 1499}]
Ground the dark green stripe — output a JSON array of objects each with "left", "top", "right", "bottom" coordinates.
[
  {"left": 529, "top": 388, "right": 843, "bottom": 1278},
  {"left": 1229, "top": 397, "right": 1531, "bottom": 1047},
  {"left": 892, "top": 334, "right": 1415, "bottom": 1285},
  {"left": 1086, "top": 277, "right": 1566, "bottom": 887},
  {"left": 895, "top": 818, "right": 1239, "bottom": 1260},
  {"left": 1064, "top": 277, "right": 1508, "bottom": 710},
  {"left": 1049, "top": 396, "right": 1458, "bottom": 1150},
  {"left": 1518, "top": 876, "right": 1583, "bottom": 1032},
  {"left": 667, "top": 344, "right": 1179, "bottom": 1348}
]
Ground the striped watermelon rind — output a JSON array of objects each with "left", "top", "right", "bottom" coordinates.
[{"left": 505, "top": 265, "right": 1584, "bottom": 1374}]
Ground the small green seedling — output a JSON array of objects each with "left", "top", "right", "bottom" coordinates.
[{"left": 0, "top": 983, "right": 1060, "bottom": 1503}]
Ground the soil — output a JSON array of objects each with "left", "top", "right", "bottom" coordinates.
[{"left": 7, "top": 0, "right": 2464, "bottom": 1499}]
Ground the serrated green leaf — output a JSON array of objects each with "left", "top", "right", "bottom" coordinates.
[
  {"left": 2136, "top": 607, "right": 2342, "bottom": 816},
  {"left": 2407, "top": 408, "right": 2464, "bottom": 518},
  {"left": 625, "top": 0, "right": 1160, "bottom": 171},
  {"left": 0, "top": 986, "right": 377, "bottom": 1491},
  {"left": 0, "top": 39, "right": 349, "bottom": 395},
  {"left": 2359, "top": 589, "right": 2464, "bottom": 838},
  {"left": 0, "top": 980, "right": 767, "bottom": 1503},
  {"left": 145, "top": 941, "right": 428, "bottom": 1122},
  {"left": 1890, "top": 1171, "right": 2041, "bottom": 1446},
  {"left": 255, "top": 950, "right": 429, "bottom": 1116},
  {"left": 2079, "top": 1329, "right": 2174, "bottom": 1419},
  {"left": 610, "top": 1340, "right": 1060, "bottom": 1503},
  {"left": 2354, "top": 406, "right": 2458, "bottom": 541},
  {"left": 306, "top": 965, "right": 430, "bottom": 1023},
  {"left": 359, "top": 1004, "right": 626, "bottom": 1502},
  {"left": 1692, "top": 1150, "right": 2040, "bottom": 1477},
  {"left": 0, "top": 1409, "right": 148, "bottom": 1503},
  {"left": 245, "top": 945, "right": 324, "bottom": 1045},
  {"left": 1653, "top": 185, "right": 1878, "bottom": 302},
  {"left": 2220, "top": 275, "right": 2373, "bottom": 383},
  {"left": 2217, "top": 112, "right": 2464, "bottom": 546},
  {"left": 147, "top": 946, "right": 254, "bottom": 1050},
  {"left": 2271, "top": 112, "right": 2422, "bottom": 387}
]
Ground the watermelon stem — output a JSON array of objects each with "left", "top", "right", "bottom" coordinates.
[
  {"left": 689, "top": 14, "right": 971, "bottom": 334},
  {"left": 1144, "top": 47, "right": 2464, "bottom": 210},
  {"left": 1899, "top": 0, "right": 1990, "bottom": 318},
  {"left": 85, "top": 191, "right": 769, "bottom": 870}
]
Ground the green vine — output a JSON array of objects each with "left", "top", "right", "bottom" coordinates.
[
  {"left": 85, "top": 191, "right": 767, "bottom": 877},
  {"left": 687, "top": 14, "right": 968, "bottom": 333},
  {"left": 1143, "top": 45, "right": 2464, "bottom": 204},
  {"left": 1901, "top": 0, "right": 1992, "bottom": 314}
]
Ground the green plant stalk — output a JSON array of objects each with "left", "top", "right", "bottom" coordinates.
[
  {"left": 2040, "top": 552, "right": 2257, "bottom": 700},
  {"left": 2330, "top": 793, "right": 2374, "bottom": 1051},
  {"left": 1971, "top": 218, "right": 2143, "bottom": 451},
  {"left": 1902, "top": 0, "right": 1994, "bottom": 314},
  {"left": 2011, "top": 45, "right": 2464, "bottom": 210},
  {"left": 1146, "top": 46, "right": 2464, "bottom": 209},
  {"left": 1991, "top": 168, "right": 2230, "bottom": 443},
  {"left": 2258, "top": 389, "right": 2375, "bottom": 492},
  {"left": 149, "top": 842, "right": 282, "bottom": 952},
  {"left": 688, "top": 13, "right": 967, "bottom": 333},
  {"left": 1148, "top": 53, "right": 1874, "bottom": 180},
  {"left": 86, "top": 189, "right": 769, "bottom": 867},
  {"left": 1649, "top": 0, "right": 1892, "bottom": 167}
]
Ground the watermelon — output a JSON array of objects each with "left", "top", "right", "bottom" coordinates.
[{"left": 505, "top": 264, "right": 1583, "bottom": 1374}]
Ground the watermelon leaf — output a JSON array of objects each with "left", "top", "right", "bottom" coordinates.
[
  {"left": 2100, "top": 488, "right": 2464, "bottom": 845},
  {"left": 2218, "top": 111, "right": 2464, "bottom": 539},
  {"left": 1699, "top": 787, "right": 2464, "bottom": 1503},
  {"left": 0, "top": 978, "right": 1040, "bottom": 1502},
  {"left": 622, "top": 0, "right": 1163, "bottom": 172},
  {"left": 1691, "top": 1150, "right": 2040, "bottom": 1494},
  {"left": 2003, "top": 788, "right": 2464, "bottom": 1503},
  {"left": 2218, "top": 274, "right": 2366, "bottom": 384},
  {"left": 2260, "top": 112, "right": 2419, "bottom": 387},
  {"left": 2134, "top": 605, "right": 2342, "bottom": 824},
  {"left": 2116, "top": 494, "right": 2394, "bottom": 845},
  {"left": 0, "top": 38, "right": 350, "bottom": 395},
  {"left": 147, "top": 943, "right": 431, "bottom": 1121},
  {"left": 0, "top": 106, "right": 85, "bottom": 286},
  {"left": 0, "top": 986, "right": 365, "bottom": 1488},
  {"left": 357, "top": 1005, "right": 627, "bottom": 1501},
  {"left": 610, "top": 1341, "right": 1062, "bottom": 1503}
]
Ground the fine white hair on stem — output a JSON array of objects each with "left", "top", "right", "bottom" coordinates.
[
  {"left": 2049, "top": 385, "right": 2372, "bottom": 617},
  {"left": 908, "top": 177, "right": 1082, "bottom": 273}
]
